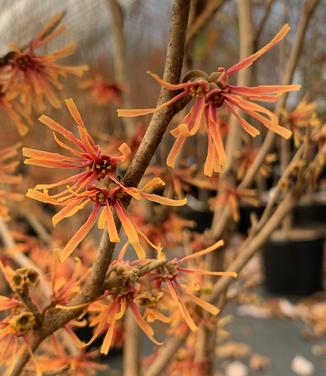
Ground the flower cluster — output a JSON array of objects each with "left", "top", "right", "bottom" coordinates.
[
  {"left": 0, "top": 248, "right": 106, "bottom": 374},
  {"left": 61, "top": 241, "right": 236, "bottom": 355},
  {"left": 24, "top": 99, "right": 186, "bottom": 261},
  {"left": 118, "top": 24, "right": 300, "bottom": 176},
  {"left": 209, "top": 183, "right": 258, "bottom": 222},
  {"left": 80, "top": 74, "right": 123, "bottom": 105}
]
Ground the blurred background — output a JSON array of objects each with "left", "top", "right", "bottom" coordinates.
[{"left": 0, "top": 1, "right": 325, "bottom": 375}]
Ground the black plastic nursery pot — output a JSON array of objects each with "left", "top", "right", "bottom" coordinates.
[
  {"left": 293, "top": 198, "right": 326, "bottom": 227},
  {"left": 184, "top": 208, "right": 213, "bottom": 233},
  {"left": 238, "top": 203, "right": 266, "bottom": 234},
  {"left": 262, "top": 228, "right": 324, "bottom": 296}
]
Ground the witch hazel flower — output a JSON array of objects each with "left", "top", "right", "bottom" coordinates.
[
  {"left": 79, "top": 74, "right": 123, "bottom": 106},
  {"left": 58, "top": 245, "right": 164, "bottom": 355},
  {"left": 27, "top": 177, "right": 186, "bottom": 262},
  {"left": 153, "top": 240, "right": 237, "bottom": 331},
  {"left": 118, "top": 24, "right": 300, "bottom": 176},
  {"left": 2, "top": 13, "right": 88, "bottom": 116},
  {"left": 24, "top": 98, "right": 131, "bottom": 201}
]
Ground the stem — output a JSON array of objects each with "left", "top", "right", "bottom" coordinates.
[
  {"left": 186, "top": 0, "right": 227, "bottom": 45},
  {"left": 106, "top": 0, "right": 135, "bottom": 137},
  {"left": 223, "top": 0, "right": 254, "bottom": 173},
  {"left": 146, "top": 330, "right": 189, "bottom": 376},
  {"left": 123, "top": 311, "right": 140, "bottom": 376},
  {"left": 253, "top": 0, "right": 274, "bottom": 51},
  {"left": 198, "top": 1, "right": 253, "bottom": 373}
]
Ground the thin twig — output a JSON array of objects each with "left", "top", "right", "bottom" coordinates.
[
  {"left": 106, "top": 0, "right": 135, "bottom": 137},
  {"left": 186, "top": 0, "right": 228, "bottom": 45},
  {"left": 253, "top": 0, "right": 274, "bottom": 51}
]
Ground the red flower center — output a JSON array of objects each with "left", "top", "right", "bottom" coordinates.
[
  {"left": 210, "top": 93, "right": 225, "bottom": 108},
  {"left": 92, "top": 156, "right": 115, "bottom": 180},
  {"left": 15, "top": 54, "right": 34, "bottom": 71},
  {"left": 90, "top": 186, "right": 125, "bottom": 206}
]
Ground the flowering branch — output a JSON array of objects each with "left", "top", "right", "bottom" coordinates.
[{"left": 9, "top": 1, "right": 190, "bottom": 375}]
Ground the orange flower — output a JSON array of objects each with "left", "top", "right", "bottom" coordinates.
[
  {"left": 80, "top": 74, "right": 123, "bottom": 105},
  {"left": 0, "top": 142, "right": 23, "bottom": 219},
  {"left": 2, "top": 13, "right": 88, "bottom": 115},
  {"left": 141, "top": 212, "right": 195, "bottom": 249},
  {"left": 145, "top": 164, "right": 217, "bottom": 199},
  {"left": 118, "top": 24, "right": 300, "bottom": 176},
  {"left": 0, "top": 264, "right": 40, "bottom": 374},
  {"left": 35, "top": 349, "right": 106, "bottom": 376},
  {"left": 67, "top": 248, "right": 163, "bottom": 355},
  {"left": 283, "top": 98, "right": 320, "bottom": 146},
  {"left": 27, "top": 177, "right": 186, "bottom": 262},
  {"left": 154, "top": 240, "right": 237, "bottom": 331},
  {"left": 23, "top": 98, "right": 130, "bottom": 200},
  {"left": 209, "top": 183, "right": 258, "bottom": 222},
  {"left": 236, "top": 143, "right": 276, "bottom": 180},
  {"left": 50, "top": 252, "right": 88, "bottom": 306}
]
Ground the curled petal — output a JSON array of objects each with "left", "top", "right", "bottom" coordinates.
[
  {"left": 129, "top": 301, "right": 162, "bottom": 346},
  {"left": 184, "top": 292, "right": 220, "bottom": 315},
  {"left": 26, "top": 189, "right": 59, "bottom": 205},
  {"left": 141, "top": 177, "right": 165, "bottom": 192},
  {"left": 167, "top": 124, "right": 190, "bottom": 168},
  {"left": 147, "top": 71, "right": 195, "bottom": 90},
  {"left": 227, "top": 24, "right": 291, "bottom": 75},
  {"left": 39, "top": 115, "right": 83, "bottom": 149},
  {"left": 167, "top": 281, "right": 197, "bottom": 331},
  {"left": 111, "top": 142, "right": 131, "bottom": 163},
  {"left": 179, "top": 239, "right": 224, "bottom": 263},
  {"left": 225, "top": 102, "right": 260, "bottom": 137},
  {"left": 60, "top": 205, "right": 100, "bottom": 262},
  {"left": 114, "top": 202, "right": 145, "bottom": 259},
  {"left": 228, "top": 84, "right": 301, "bottom": 96},
  {"left": 117, "top": 91, "right": 187, "bottom": 118},
  {"left": 141, "top": 192, "right": 187, "bottom": 206},
  {"left": 53, "top": 199, "right": 89, "bottom": 226},
  {"left": 100, "top": 319, "right": 116, "bottom": 355}
]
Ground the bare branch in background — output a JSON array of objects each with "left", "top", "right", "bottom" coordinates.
[
  {"left": 106, "top": 0, "right": 135, "bottom": 137},
  {"left": 186, "top": 0, "right": 228, "bottom": 45}
]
